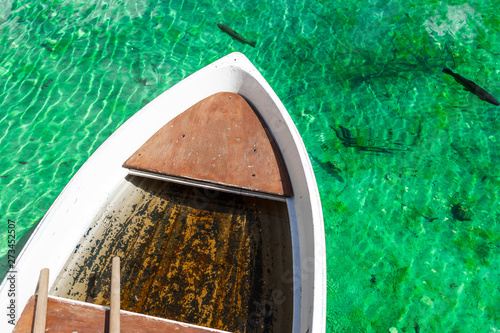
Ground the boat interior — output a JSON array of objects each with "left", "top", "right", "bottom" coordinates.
[{"left": 49, "top": 176, "right": 294, "bottom": 332}]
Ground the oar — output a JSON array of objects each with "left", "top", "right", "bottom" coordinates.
[
  {"left": 110, "top": 257, "right": 121, "bottom": 333},
  {"left": 33, "top": 268, "right": 49, "bottom": 333}
]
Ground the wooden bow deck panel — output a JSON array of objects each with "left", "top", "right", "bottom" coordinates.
[
  {"left": 123, "top": 92, "right": 292, "bottom": 197},
  {"left": 50, "top": 176, "right": 294, "bottom": 332},
  {"left": 14, "top": 295, "right": 230, "bottom": 333}
]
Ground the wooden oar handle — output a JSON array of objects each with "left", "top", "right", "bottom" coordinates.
[
  {"left": 33, "top": 268, "right": 49, "bottom": 333},
  {"left": 110, "top": 257, "right": 121, "bottom": 333}
]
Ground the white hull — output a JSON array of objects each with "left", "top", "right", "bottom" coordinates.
[{"left": 0, "top": 52, "right": 326, "bottom": 332}]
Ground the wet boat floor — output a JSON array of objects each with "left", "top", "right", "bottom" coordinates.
[{"left": 50, "top": 175, "right": 293, "bottom": 332}]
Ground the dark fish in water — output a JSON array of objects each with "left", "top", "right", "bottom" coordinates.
[
  {"left": 41, "top": 79, "right": 53, "bottom": 90},
  {"left": 41, "top": 43, "right": 53, "bottom": 52},
  {"left": 442, "top": 68, "right": 500, "bottom": 106},
  {"left": 332, "top": 125, "right": 407, "bottom": 154},
  {"left": 356, "top": 146, "right": 393, "bottom": 154},
  {"left": 333, "top": 126, "right": 357, "bottom": 147},
  {"left": 451, "top": 203, "right": 472, "bottom": 221},
  {"left": 217, "top": 23, "right": 256, "bottom": 47},
  {"left": 311, "top": 155, "right": 344, "bottom": 182}
]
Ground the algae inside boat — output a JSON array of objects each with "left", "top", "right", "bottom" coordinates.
[{"left": 50, "top": 177, "right": 293, "bottom": 331}]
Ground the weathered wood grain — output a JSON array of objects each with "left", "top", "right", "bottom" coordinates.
[{"left": 123, "top": 92, "right": 292, "bottom": 197}]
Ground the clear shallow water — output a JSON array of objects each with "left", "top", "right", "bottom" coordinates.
[{"left": 1, "top": 0, "right": 499, "bottom": 331}]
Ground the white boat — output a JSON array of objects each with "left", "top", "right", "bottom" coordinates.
[{"left": 1, "top": 52, "right": 326, "bottom": 332}]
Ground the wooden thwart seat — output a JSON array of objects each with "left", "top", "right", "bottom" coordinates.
[
  {"left": 123, "top": 92, "right": 292, "bottom": 197},
  {"left": 13, "top": 296, "right": 230, "bottom": 333},
  {"left": 15, "top": 263, "right": 230, "bottom": 333}
]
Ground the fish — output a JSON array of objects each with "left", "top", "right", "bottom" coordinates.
[
  {"left": 333, "top": 126, "right": 357, "bottom": 147},
  {"left": 311, "top": 155, "right": 344, "bottom": 182},
  {"left": 356, "top": 146, "right": 393, "bottom": 154},
  {"left": 332, "top": 125, "right": 408, "bottom": 154},
  {"left": 41, "top": 79, "right": 53, "bottom": 90},
  {"left": 41, "top": 43, "right": 53, "bottom": 52},
  {"left": 451, "top": 203, "right": 472, "bottom": 221},
  {"left": 217, "top": 23, "right": 256, "bottom": 47},
  {"left": 442, "top": 68, "right": 500, "bottom": 106}
]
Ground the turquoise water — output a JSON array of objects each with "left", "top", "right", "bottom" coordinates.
[{"left": 1, "top": 0, "right": 500, "bottom": 331}]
